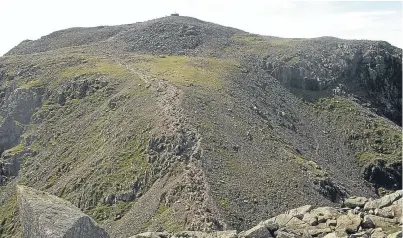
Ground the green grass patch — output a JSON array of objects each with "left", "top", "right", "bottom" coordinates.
[
  {"left": 7, "top": 144, "right": 25, "bottom": 155},
  {"left": 226, "top": 157, "right": 243, "bottom": 173},
  {"left": 156, "top": 204, "right": 168, "bottom": 215},
  {"left": 105, "top": 139, "right": 149, "bottom": 184},
  {"left": 0, "top": 193, "right": 19, "bottom": 237},
  {"left": 284, "top": 149, "right": 328, "bottom": 177},
  {"left": 219, "top": 199, "right": 231, "bottom": 209},
  {"left": 288, "top": 56, "right": 300, "bottom": 65},
  {"left": 151, "top": 205, "right": 185, "bottom": 233},
  {"left": 232, "top": 34, "right": 265, "bottom": 43},
  {"left": 136, "top": 55, "right": 238, "bottom": 89},
  {"left": 312, "top": 97, "right": 401, "bottom": 165},
  {"left": 268, "top": 38, "right": 304, "bottom": 47},
  {"left": 87, "top": 201, "right": 134, "bottom": 223},
  {"left": 20, "top": 79, "right": 45, "bottom": 89},
  {"left": 60, "top": 59, "right": 132, "bottom": 80}
]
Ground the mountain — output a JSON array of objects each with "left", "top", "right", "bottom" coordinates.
[{"left": 0, "top": 15, "right": 401, "bottom": 237}]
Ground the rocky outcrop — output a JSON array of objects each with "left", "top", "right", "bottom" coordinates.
[
  {"left": 0, "top": 116, "right": 23, "bottom": 154},
  {"left": 262, "top": 40, "right": 402, "bottom": 125},
  {"left": 129, "top": 191, "right": 402, "bottom": 238},
  {"left": 343, "top": 197, "right": 368, "bottom": 209},
  {"left": 0, "top": 86, "right": 44, "bottom": 155},
  {"left": 17, "top": 185, "right": 109, "bottom": 238},
  {"left": 363, "top": 159, "right": 402, "bottom": 191}
]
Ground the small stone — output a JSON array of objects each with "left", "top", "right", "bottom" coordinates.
[
  {"left": 349, "top": 231, "right": 371, "bottom": 238},
  {"left": 286, "top": 205, "right": 313, "bottom": 219},
  {"left": 344, "top": 197, "right": 368, "bottom": 208},
  {"left": 130, "top": 231, "right": 170, "bottom": 238},
  {"left": 284, "top": 217, "right": 309, "bottom": 230},
  {"left": 326, "top": 219, "right": 337, "bottom": 227},
  {"left": 310, "top": 207, "right": 341, "bottom": 222},
  {"left": 215, "top": 230, "right": 238, "bottom": 238},
  {"left": 274, "top": 229, "right": 299, "bottom": 238},
  {"left": 304, "top": 224, "right": 332, "bottom": 236},
  {"left": 238, "top": 224, "right": 272, "bottom": 238},
  {"left": 302, "top": 213, "right": 318, "bottom": 226},
  {"left": 259, "top": 218, "right": 279, "bottom": 232},
  {"left": 361, "top": 215, "right": 375, "bottom": 229},
  {"left": 275, "top": 214, "right": 295, "bottom": 227},
  {"left": 363, "top": 215, "right": 397, "bottom": 230},
  {"left": 371, "top": 228, "right": 387, "bottom": 238},
  {"left": 335, "top": 212, "right": 361, "bottom": 234}
]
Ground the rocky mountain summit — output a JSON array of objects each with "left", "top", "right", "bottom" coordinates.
[
  {"left": 16, "top": 185, "right": 403, "bottom": 237},
  {"left": 0, "top": 15, "right": 401, "bottom": 237}
]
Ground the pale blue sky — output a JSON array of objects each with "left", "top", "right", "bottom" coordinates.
[{"left": 0, "top": 1, "right": 402, "bottom": 56}]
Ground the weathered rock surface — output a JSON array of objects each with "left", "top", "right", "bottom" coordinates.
[
  {"left": 17, "top": 185, "right": 109, "bottom": 238},
  {"left": 344, "top": 196, "right": 368, "bottom": 208},
  {"left": 387, "top": 231, "right": 402, "bottom": 238},
  {"left": 127, "top": 191, "right": 402, "bottom": 238},
  {"left": 364, "top": 190, "right": 403, "bottom": 211},
  {"left": 286, "top": 205, "right": 313, "bottom": 219},
  {"left": 335, "top": 212, "right": 361, "bottom": 234},
  {"left": 238, "top": 224, "right": 273, "bottom": 238}
]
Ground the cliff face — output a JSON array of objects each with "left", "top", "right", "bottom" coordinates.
[
  {"left": 0, "top": 16, "right": 401, "bottom": 237},
  {"left": 260, "top": 38, "right": 402, "bottom": 125}
]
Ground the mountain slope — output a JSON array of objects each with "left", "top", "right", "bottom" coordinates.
[{"left": 0, "top": 15, "right": 401, "bottom": 237}]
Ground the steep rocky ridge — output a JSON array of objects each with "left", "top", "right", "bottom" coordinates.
[{"left": 0, "top": 15, "right": 401, "bottom": 237}]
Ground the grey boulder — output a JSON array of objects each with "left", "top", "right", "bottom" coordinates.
[
  {"left": 364, "top": 191, "right": 403, "bottom": 211},
  {"left": 17, "top": 185, "right": 109, "bottom": 238}
]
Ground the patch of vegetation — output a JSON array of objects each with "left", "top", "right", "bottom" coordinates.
[
  {"left": 60, "top": 59, "right": 132, "bottom": 81},
  {"left": 105, "top": 139, "right": 149, "bottom": 184},
  {"left": 87, "top": 201, "right": 134, "bottom": 223},
  {"left": 135, "top": 55, "right": 238, "bottom": 89},
  {"left": 156, "top": 204, "right": 168, "bottom": 215},
  {"left": 268, "top": 38, "right": 304, "bottom": 47},
  {"left": 20, "top": 79, "right": 45, "bottom": 89},
  {"left": 226, "top": 157, "right": 243, "bottom": 173},
  {"left": 219, "top": 199, "right": 231, "bottom": 209},
  {"left": 232, "top": 34, "right": 265, "bottom": 44},
  {"left": 150, "top": 205, "right": 185, "bottom": 233},
  {"left": 198, "top": 120, "right": 213, "bottom": 129},
  {"left": 288, "top": 56, "right": 300, "bottom": 65},
  {"left": 313, "top": 97, "right": 357, "bottom": 113},
  {"left": 226, "top": 34, "right": 271, "bottom": 55},
  {"left": 0, "top": 193, "right": 19, "bottom": 237},
  {"left": 6, "top": 144, "right": 25, "bottom": 155},
  {"left": 284, "top": 149, "right": 328, "bottom": 177},
  {"left": 312, "top": 97, "right": 401, "bottom": 165}
]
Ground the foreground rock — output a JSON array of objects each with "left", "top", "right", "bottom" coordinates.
[
  {"left": 364, "top": 190, "right": 403, "bottom": 211},
  {"left": 343, "top": 196, "right": 368, "bottom": 208},
  {"left": 129, "top": 191, "right": 402, "bottom": 238},
  {"left": 17, "top": 185, "right": 109, "bottom": 238}
]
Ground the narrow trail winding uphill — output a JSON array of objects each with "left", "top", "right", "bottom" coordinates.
[{"left": 105, "top": 58, "right": 222, "bottom": 236}]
